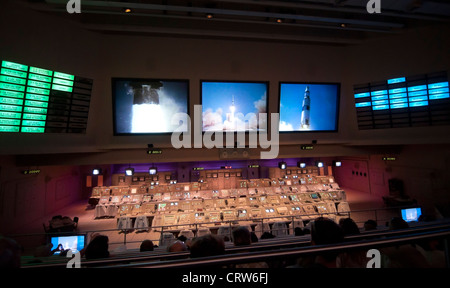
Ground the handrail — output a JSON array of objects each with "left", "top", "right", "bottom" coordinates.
[
  {"left": 102, "top": 226, "right": 450, "bottom": 268},
  {"left": 21, "top": 236, "right": 314, "bottom": 268},
  {"left": 22, "top": 221, "right": 450, "bottom": 268},
  {"left": 10, "top": 202, "right": 426, "bottom": 266}
]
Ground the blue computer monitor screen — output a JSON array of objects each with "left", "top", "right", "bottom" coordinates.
[
  {"left": 401, "top": 208, "right": 422, "bottom": 222},
  {"left": 50, "top": 235, "right": 85, "bottom": 255}
]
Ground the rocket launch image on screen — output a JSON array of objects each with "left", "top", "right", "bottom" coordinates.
[
  {"left": 201, "top": 81, "right": 268, "bottom": 132},
  {"left": 112, "top": 78, "right": 189, "bottom": 134},
  {"left": 278, "top": 82, "right": 340, "bottom": 132}
]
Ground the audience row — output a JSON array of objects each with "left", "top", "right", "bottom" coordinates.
[{"left": 1, "top": 216, "right": 446, "bottom": 268}]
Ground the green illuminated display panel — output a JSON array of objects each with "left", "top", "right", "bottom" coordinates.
[{"left": 0, "top": 60, "right": 93, "bottom": 133}]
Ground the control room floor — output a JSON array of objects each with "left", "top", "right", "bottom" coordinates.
[{"left": 23, "top": 187, "right": 389, "bottom": 254}]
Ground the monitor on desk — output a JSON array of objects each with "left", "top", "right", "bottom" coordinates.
[
  {"left": 238, "top": 209, "right": 247, "bottom": 217},
  {"left": 50, "top": 235, "right": 86, "bottom": 255},
  {"left": 401, "top": 207, "right": 422, "bottom": 222}
]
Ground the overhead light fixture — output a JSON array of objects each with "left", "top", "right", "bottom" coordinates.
[
  {"left": 278, "top": 162, "right": 287, "bottom": 170},
  {"left": 149, "top": 167, "right": 157, "bottom": 175},
  {"left": 276, "top": 18, "right": 283, "bottom": 23},
  {"left": 124, "top": 8, "right": 132, "bottom": 13},
  {"left": 297, "top": 162, "right": 306, "bottom": 168},
  {"left": 316, "top": 161, "right": 324, "bottom": 168},
  {"left": 92, "top": 168, "right": 102, "bottom": 175},
  {"left": 125, "top": 167, "right": 134, "bottom": 176},
  {"left": 206, "top": 14, "right": 213, "bottom": 19}
]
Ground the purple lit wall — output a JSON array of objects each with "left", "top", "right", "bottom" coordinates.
[{"left": 111, "top": 157, "right": 320, "bottom": 182}]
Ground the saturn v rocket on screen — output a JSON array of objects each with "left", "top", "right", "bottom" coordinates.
[{"left": 300, "top": 86, "right": 310, "bottom": 130}]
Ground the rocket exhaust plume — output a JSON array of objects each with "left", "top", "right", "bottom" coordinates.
[{"left": 129, "top": 81, "right": 167, "bottom": 133}]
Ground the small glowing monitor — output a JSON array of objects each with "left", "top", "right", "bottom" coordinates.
[
  {"left": 125, "top": 168, "right": 134, "bottom": 176},
  {"left": 333, "top": 161, "right": 342, "bottom": 167},
  {"left": 298, "top": 162, "right": 306, "bottom": 168},
  {"left": 158, "top": 203, "right": 167, "bottom": 211},
  {"left": 50, "top": 235, "right": 85, "bottom": 255},
  {"left": 92, "top": 168, "right": 102, "bottom": 175},
  {"left": 401, "top": 207, "right": 422, "bottom": 222}
]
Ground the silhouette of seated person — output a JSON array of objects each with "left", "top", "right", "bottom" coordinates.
[
  {"left": 337, "top": 217, "right": 369, "bottom": 268},
  {"left": 292, "top": 217, "right": 344, "bottom": 268},
  {"left": 363, "top": 219, "right": 378, "bottom": 231},
  {"left": 140, "top": 240, "right": 154, "bottom": 252},
  {"left": 389, "top": 216, "right": 409, "bottom": 230},
  {"left": 154, "top": 240, "right": 189, "bottom": 261},
  {"left": 250, "top": 232, "right": 258, "bottom": 243},
  {"left": 189, "top": 234, "right": 225, "bottom": 258},
  {"left": 416, "top": 237, "right": 446, "bottom": 268},
  {"left": 339, "top": 218, "right": 360, "bottom": 236},
  {"left": 294, "top": 227, "right": 311, "bottom": 236},
  {"left": 177, "top": 235, "right": 188, "bottom": 242},
  {"left": 231, "top": 226, "right": 268, "bottom": 268},
  {"left": 0, "top": 236, "right": 22, "bottom": 268},
  {"left": 167, "top": 240, "right": 188, "bottom": 253},
  {"left": 260, "top": 232, "right": 275, "bottom": 240},
  {"left": 33, "top": 243, "right": 66, "bottom": 258},
  {"left": 381, "top": 217, "right": 430, "bottom": 268},
  {"left": 414, "top": 212, "right": 445, "bottom": 267},
  {"left": 232, "top": 226, "right": 252, "bottom": 246},
  {"left": 84, "top": 235, "right": 110, "bottom": 260}
]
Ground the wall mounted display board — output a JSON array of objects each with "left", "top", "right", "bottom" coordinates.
[
  {"left": 0, "top": 60, "right": 93, "bottom": 133},
  {"left": 354, "top": 71, "right": 449, "bottom": 130}
]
